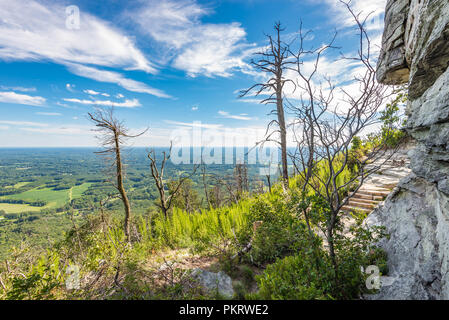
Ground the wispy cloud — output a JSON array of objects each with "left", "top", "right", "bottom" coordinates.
[
  {"left": 131, "top": 0, "right": 255, "bottom": 77},
  {"left": 218, "top": 110, "right": 253, "bottom": 121},
  {"left": 83, "top": 89, "right": 100, "bottom": 95},
  {"left": 0, "top": 85, "right": 36, "bottom": 92},
  {"left": 0, "top": 0, "right": 154, "bottom": 72},
  {"left": 0, "top": 91, "right": 46, "bottom": 106},
  {"left": 63, "top": 97, "right": 141, "bottom": 108},
  {"left": 0, "top": 120, "right": 48, "bottom": 127},
  {"left": 0, "top": 120, "right": 93, "bottom": 137},
  {"left": 84, "top": 89, "right": 110, "bottom": 97},
  {"left": 164, "top": 120, "right": 223, "bottom": 130},
  {"left": 66, "top": 63, "right": 172, "bottom": 99},
  {"left": 311, "top": 0, "right": 386, "bottom": 31},
  {"left": 237, "top": 98, "right": 264, "bottom": 105},
  {"left": 0, "top": 0, "right": 173, "bottom": 99},
  {"left": 35, "top": 112, "right": 62, "bottom": 116},
  {"left": 19, "top": 126, "right": 92, "bottom": 135}
]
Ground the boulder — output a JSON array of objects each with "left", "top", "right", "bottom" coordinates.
[{"left": 190, "top": 268, "right": 234, "bottom": 298}]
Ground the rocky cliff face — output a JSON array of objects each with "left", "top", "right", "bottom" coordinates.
[{"left": 369, "top": 0, "right": 449, "bottom": 299}]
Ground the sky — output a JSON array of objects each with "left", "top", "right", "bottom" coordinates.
[{"left": 0, "top": 0, "right": 387, "bottom": 147}]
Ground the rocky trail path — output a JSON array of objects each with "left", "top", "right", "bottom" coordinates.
[{"left": 342, "top": 148, "right": 412, "bottom": 215}]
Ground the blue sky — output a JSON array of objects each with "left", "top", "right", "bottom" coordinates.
[{"left": 0, "top": 0, "right": 386, "bottom": 147}]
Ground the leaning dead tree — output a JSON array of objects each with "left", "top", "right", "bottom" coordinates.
[
  {"left": 148, "top": 143, "right": 198, "bottom": 218},
  {"left": 287, "top": 1, "right": 399, "bottom": 272},
  {"left": 240, "top": 22, "right": 294, "bottom": 187},
  {"left": 88, "top": 108, "right": 147, "bottom": 242}
]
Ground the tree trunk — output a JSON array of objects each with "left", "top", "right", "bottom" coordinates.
[
  {"left": 114, "top": 131, "right": 131, "bottom": 242},
  {"left": 275, "top": 27, "right": 289, "bottom": 187},
  {"left": 266, "top": 175, "right": 272, "bottom": 193},
  {"left": 277, "top": 92, "right": 289, "bottom": 186},
  {"left": 326, "top": 212, "right": 338, "bottom": 280}
]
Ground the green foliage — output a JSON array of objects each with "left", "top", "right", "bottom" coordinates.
[
  {"left": 242, "top": 189, "right": 309, "bottom": 264},
  {"left": 255, "top": 254, "right": 330, "bottom": 300},
  {"left": 167, "top": 178, "right": 201, "bottom": 213},
  {"left": 5, "top": 249, "right": 64, "bottom": 300},
  {"left": 252, "top": 202, "right": 388, "bottom": 300},
  {"left": 377, "top": 88, "right": 408, "bottom": 148},
  {"left": 0, "top": 147, "right": 390, "bottom": 301}
]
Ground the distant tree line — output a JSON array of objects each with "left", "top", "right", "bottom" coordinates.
[{"left": 0, "top": 199, "right": 47, "bottom": 207}]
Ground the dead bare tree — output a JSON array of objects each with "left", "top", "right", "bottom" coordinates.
[
  {"left": 148, "top": 143, "right": 198, "bottom": 218},
  {"left": 240, "top": 22, "right": 294, "bottom": 187},
  {"left": 200, "top": 161, "right": 212, "bottom": 210},
  {"left": 234, "top": 163, "right": 249, "bottom": 197},
  {"left": 209, "top": 174, "right": 239, "bottom": 206},
  {"left": 88, "top": 108, "right": 147, "bottom": 242},
  {"left": 287, "top": 1, "right": 399, "bottom": 274}
]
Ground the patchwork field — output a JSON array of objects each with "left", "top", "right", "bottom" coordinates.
[
  {"left": 0, "top": 183, "right": 92, "bottom": 214},
  {"left": 13, "top": 182, "right": 31, "bottom": 188},
  {"left": 0, "top": 203, "right": 44, "bottom": 214}
]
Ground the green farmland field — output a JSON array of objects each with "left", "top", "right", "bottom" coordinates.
[
  {"left": 0, "top": 203, "right": 44, "bottom": 214},
  {"left": 0, "top": 183, "right": 92, "bottom": 213}
]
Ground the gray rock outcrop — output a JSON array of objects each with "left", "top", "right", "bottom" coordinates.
[
  {"left": 190, "top": 269, "right": 234, "bottom": 298},
  {"left": 369, "top": 0, "right": 449, "bottom": 299}
]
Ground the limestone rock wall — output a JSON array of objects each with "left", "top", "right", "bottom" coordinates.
[{"left": 370, "top": 0, "right": 449, "bottom": 299}]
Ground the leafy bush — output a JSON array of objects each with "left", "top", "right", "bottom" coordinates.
[
  {"left": 240, "top": 189, "right": 310, "bottom": 265},
  {"left": 252, "top": 207, "right": 388, "bottom": 300},
  {"left": 254, "top": 253, "right": 330, "bottom": 300}
]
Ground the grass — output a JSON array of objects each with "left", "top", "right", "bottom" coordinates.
[
  {"left": 5, "top": 187, "right": 70, "bottom": 208},
  {"left": 14, "top": 182, "right": 31, "bottom": 189},
  {"left": 71, "top": 183, "right": 93, "bottom": 200},
  {"left": 0, "top": 183, "right": 92, "bottom": 213},
  {"left": 0, "top": 203, "right": 44, "bottom": 214},
  {"left": 140, "top": 200, "right": 251, "bottom": 251}
]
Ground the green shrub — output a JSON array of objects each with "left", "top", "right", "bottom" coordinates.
[
  {"left": 242, "top": 193, "right": 309, "bottom": 265},
  {"left": 254, "top": 254, "right": 330, "bottom": 300}
]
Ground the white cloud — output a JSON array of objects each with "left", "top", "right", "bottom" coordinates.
[
  {"left": 0, "top": 0, "right": 173, "bottom": 99},
  {"left": 132, "top": 0, "right": 255, "bottom": 77},
  {"left": 238, "top": 98, "right": 264, "bottom": 105},
  {"left": 66, "top": 63, "right": 172, "bottom": 98},
  {"left": 0, "top": 91, "right": 46, "bottom": 106},
  {"left": 312, "top": 0, "right": 386, "bottom": 31},
  {"left": 0, "top": 120, "right": 48, "bottom": 127},
  {"left": 20, "top": 125, "right": 92, "bottom": 135},
  {"left": 173, "top": 23, "right": 252, "bottom": 77},
  {"left": 35, "top": 112, "right": 62, "bottom": 116},
  {"left": 0, "top": 85, "right": 36, "bottom": 92},
  {"left": 164, "top": 120, "right": 223, "bottom": 130},
  {"left": 191, "top": 105, "right": 199, "bottom": 111},
  {"left": 116, "top": 93, "right": 125, "bottom": 99},
  {"left": 66, "top": 83, "right": 76, "bottom": 92},
  {"left": 83, "top": 89, "right": 100, "bottom": 95},
  {"left": 0, "top": 125, "right": 9, "bottom": 130},
  {"left": 218, "top": 110, "right": 253, "bottom": 121},
  {"left": 63, "top": 97, "right": 141, "bottom": 108},
  {"left": 0, "top": 0, "right": 155, "bottom": 73},
  {"left": 84, "top": 89, "right": 110, "bottom": 97}
]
